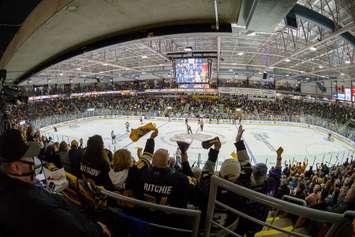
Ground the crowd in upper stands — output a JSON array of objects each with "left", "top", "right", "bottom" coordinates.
[
  {"left": 6, "top": 93, "right": 354, "bottom": 140},
  {"left": 23, "top": 78, "right": 300, "bottom": 96}
]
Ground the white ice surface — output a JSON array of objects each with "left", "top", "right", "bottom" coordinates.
[{"left": 42, "top": 118, "right": 354, "bottom": 168}]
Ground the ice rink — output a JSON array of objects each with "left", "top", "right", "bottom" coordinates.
[{"left": 41, "top": 117, "right": 354, "bottom": 168}]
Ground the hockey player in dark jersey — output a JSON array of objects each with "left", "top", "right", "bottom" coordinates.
[{"left": 186, "top": 124, "right": 193, "bottom": 135}]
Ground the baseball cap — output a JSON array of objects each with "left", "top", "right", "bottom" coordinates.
[
  {"left": 220, "top": 159, "right": 241, "bottom": 182},
  {"left": 0, "top": 129, "right": 41, "bottom": 163}
]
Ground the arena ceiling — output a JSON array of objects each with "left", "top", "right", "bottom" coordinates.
[{"left": 1, "top": 0, "right": 355, "bottom": 86}]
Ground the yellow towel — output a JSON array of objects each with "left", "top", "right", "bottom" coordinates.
[
  {"left": 129, "top": 122, "right": 156, "bottom": 142},
  {"left": 230, "top": 151, "right": 238, "bottom": 160}
]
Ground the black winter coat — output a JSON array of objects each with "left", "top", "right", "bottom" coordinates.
[{"left": 0, "top": 172, "right": 102, "bottom": 237}]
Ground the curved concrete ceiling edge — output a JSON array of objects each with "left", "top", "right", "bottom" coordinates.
[
  {"left": 0, "top": 0, "right": 73, "bottom": 69},
  {"left": 15, "top": 23, "right": 232, "bottom": 85},
  {"left": 1, "top": 0, "right": 241, "bottom": 84}
]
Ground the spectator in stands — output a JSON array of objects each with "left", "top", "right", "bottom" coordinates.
[
  {"left": 305, "top": 184, "right": 321, "bottom": 206},
  {"left": 109, "top": 149, "right": 133, "bottom": 192},
  {"left": 42, "top": 144, "right": 62, "bottom": 169},
  {"left": 293, "top": 182, "right": 306, "bottom": 200},
  {"left": 58, "top": 141, "right": 70, "bottom": 171},
  {"left": 0, "top": 129, "right": 111, "bottom": 237},
  {"left": 68, "top": 139, "right": 82, "bottom": 177},
  {"left": 276, "top": 178, "right": 291, "bottom": 199},
  {"left": 266, "top": 148, "right": 283, "bottom": 196},
  {"left": 139, "top": 148, "right": 194, "bottom": 208},
  {"left": 126, "top": 129, "right": 157, "bottom": 198},
  {"left": 80, "top": 135, "right": 113, "bottom": 190}
]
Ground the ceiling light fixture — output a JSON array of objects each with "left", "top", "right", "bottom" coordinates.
[
  {"left": 59, "top": 73, "right": 63, "bottom": 76},
  {"left": 318, "top": 65, "right": 323, "bottom": 69},
  {"left": 268, "top": 66, "right": 274, "bottom": 69},
  {"left": 103, "top": 63, "right": 108, "bottom": 66},
  {"left": 141, "top": 55, "right": 148, "bottom": 59},
  {"left": 237, "top": 52, "right": 244, "bottom": 56},
  {"left": 246, "top": 32, "right": 256, "bottom": 36},
  {"left": 309, "top": 46, "right": 317, "bottom": 51},
  {"left": 76, "top": 67, "right": 81, "bottom": 71},
  {"left": 284, "top": 58, "right": 291, "bottom": 62},
  {"left": 184, "top": 47, "right": 193, "bottom": 52},
  {"left": 345, "top": 60, "right": 351, "bottom": 64},
  {"left": 286, "top": 74, "right": 290, "bottom": 77},
  {"left": 340, "top": 73, "right": 345, "bottom": 76},
  {"left": 229, "top": 69, "right": 233, "bottom": 72}
]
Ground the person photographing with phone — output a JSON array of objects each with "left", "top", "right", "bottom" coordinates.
[{"left": 0, "top": 129, "right": 112, "bottom": 237}]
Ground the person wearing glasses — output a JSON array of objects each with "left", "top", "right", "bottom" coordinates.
[{"left": 0, "top": 129, "right": 112, "bottom": 237}]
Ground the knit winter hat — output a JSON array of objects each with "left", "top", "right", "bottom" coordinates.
[
  {"left": 71, "top": 140, "right": 79, "bottom": 148},
  {"left": 219, "top": 159, "right": 241, "bottom": 182}
]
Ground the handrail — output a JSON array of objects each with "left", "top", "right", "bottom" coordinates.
[
  {"left": 204, "top": 176, "right": 348, "bottom": 237},
  {"left": 215, "top": 200, "right": 309, "bottom": 237},
  {"left": 101, "top": 189, "right": 201, "bottom": 237},
  {"left": 282, "top": 195, "right": 307, "bottom": 206},
  {"left": 210, "top": 176, "right": 344, "bottom": 222}
]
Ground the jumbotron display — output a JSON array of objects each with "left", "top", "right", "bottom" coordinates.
[{"left": 175, "top": 58, "right": 210, "bottom": 84}]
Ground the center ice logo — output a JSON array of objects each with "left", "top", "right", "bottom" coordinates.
[{"left": 252, "top": 132, "right": 275, "bottom": 152}]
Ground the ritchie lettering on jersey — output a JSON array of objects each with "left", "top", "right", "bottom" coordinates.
[{"left": 144, "top": 183, "right": 172, "bottom": 195}]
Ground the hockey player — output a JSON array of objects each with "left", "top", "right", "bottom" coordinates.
[
  {"left": 111, "top": 130, "right": 116, "bottom": 144},
  {"left": 125, "top": 121, "right": 130, "bottom": 133},
  {"left": 186, "top": 123, "right": 193, "bottom": 135},
  {"left": 199, "top": 119, "right": 204, "bottom": 132},
  {"left": 327, "top": 133, "right": 333, "bottom": 141}
]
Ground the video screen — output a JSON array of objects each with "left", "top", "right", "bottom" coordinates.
[
  {"left": 333, "top": 83, "right": 352, "bottom": 101},
  {"left": 175, "top": 58, "right": 210, "bottom": 84}
]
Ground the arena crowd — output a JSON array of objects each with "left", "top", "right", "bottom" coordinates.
[
  {"left": 1, "top": 92, "right": 354, "bottom": 237},
  {"left": 6, "top": 93, "right": 354, "bottom": 140}
]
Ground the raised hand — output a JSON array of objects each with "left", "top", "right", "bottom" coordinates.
[
  {"left": 236, "top": 125, "right": 245, "bottom": 142},
  {"left": 137, "top": 147, "right": 143, "bottom": 159},
  {"left": 214, "top": 137, "right": 221, "bottom": 151},
  {"left": 150, "top": 129, "right": 158, "bottom": 139},
  {"left": 276, "top": 147, "right": 284, "bottom": 159}
]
